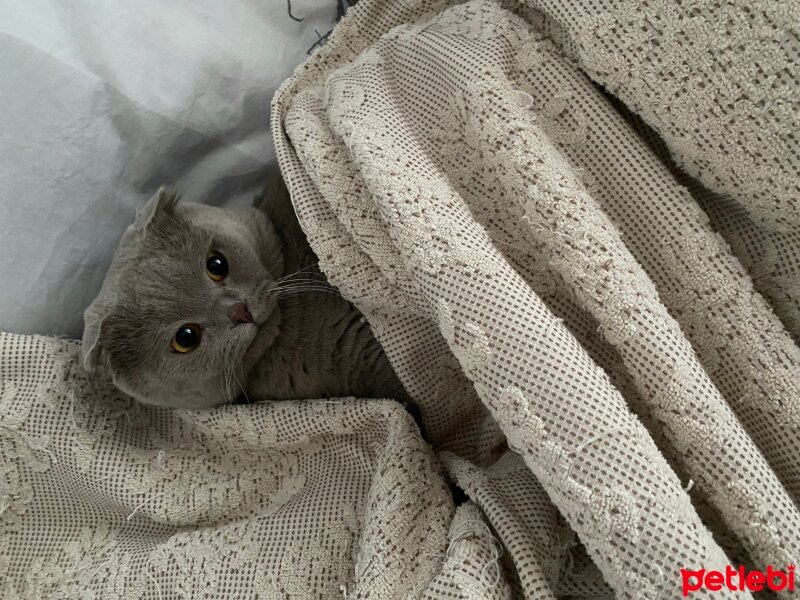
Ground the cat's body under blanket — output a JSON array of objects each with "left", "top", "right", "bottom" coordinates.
[{"left": 81, "top": 166, "right": 406, "bottom": 410}]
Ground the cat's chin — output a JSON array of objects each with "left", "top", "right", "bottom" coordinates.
[{"left": 240, "top": 307, "right": 282, "bottom": 376}]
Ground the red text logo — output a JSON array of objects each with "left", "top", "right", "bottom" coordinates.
[{"left": 681, "top": 565, "right": 795, "bottom": 596}]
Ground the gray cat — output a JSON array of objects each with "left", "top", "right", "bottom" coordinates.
[{"left": 81, "top": 168, "right": 407, "bottom": 410}]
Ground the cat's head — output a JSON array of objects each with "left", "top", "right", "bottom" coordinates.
[{"left": 81, "top": 189, "right": 283, "bottom": 409}]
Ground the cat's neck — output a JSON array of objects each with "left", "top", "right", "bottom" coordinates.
[{"left": 243, "top": 280, "right": 401, "bottom": 401}]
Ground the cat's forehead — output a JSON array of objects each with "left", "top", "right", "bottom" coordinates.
[
  {"left": 113, "top": 214, "right": 209, "bottom": 301},
  {"left": 139, "top": 213, "right": 208, "bottom": 257}
]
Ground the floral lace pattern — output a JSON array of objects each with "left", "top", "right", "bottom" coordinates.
[
  {"left": 0, "top": 335, "right": 450, "bottom": 599},
  {"left": 272, "top": 0, "right": 800, "bottom": 596}
]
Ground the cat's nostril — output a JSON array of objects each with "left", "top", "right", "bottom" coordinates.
[{"left": 229, "top": 302, "right": 254, "bottom": 325}]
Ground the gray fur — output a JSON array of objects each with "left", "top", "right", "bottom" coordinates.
[{"left": 82, "top": 170, "right": 405, "bottom": 409}]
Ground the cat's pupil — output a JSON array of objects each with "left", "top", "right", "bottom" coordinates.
[
  {"left": 175, "top": 326, "right": 198, "bottom": 348},
  {"left": 206, "top": 254, "right": 228, "bottom": 277}
]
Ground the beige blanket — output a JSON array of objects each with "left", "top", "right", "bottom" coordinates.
[{"left": 2, "top": 0, "right": 799, "bottom": 598}]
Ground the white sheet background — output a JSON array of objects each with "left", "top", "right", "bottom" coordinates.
[{"left": 0, "top": 0, "right": 341, "bottom": 338}]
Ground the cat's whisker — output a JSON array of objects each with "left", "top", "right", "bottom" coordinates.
[
  {"left": 275, "top": 280, "right": 342, "bottom": 297},
  {"left": 276, "top": 279, "right": 336, "bottom": 288},
  {"left": 276, "top": 283, "right": 337, "bottom": 291},
  {"left": 276, "top": 284, "right": 339, "bottom": 291},
  {"left": 232, "top": 365, "right": 251, "bottom": 405},
  {"left": 220, "top": 370, "right": 228, "bottom": 405},
  {"left": 223, "top": 365, "right": 233, "bottom": 406},
  {"left": 276, "top": 290, "right": 340, "bottom": 296},
  {"left": 278, "top": 274, "right": 327, "bottom": 281},
  {"left": 276, "top": 262, "right": 321, "bottom": 283},
  {"left": 276, "top": 280, "right": 333, "bottom": 288},
  {"left": 278, "top": 270, "right": 324, "bottom": 282},
  {"left": 275, "top": 277, "right": 329, "bottom": 288},
  {"left": 225, "top": 358, "right": 238, "bottom": 406},
  {"left": 275, "top": 288, "right": 342, "bottom": 298}
]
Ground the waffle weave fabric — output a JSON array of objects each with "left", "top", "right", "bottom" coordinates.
[
  {"left": 2, "top": 0, "right": 799, "bottom": 598},
  {"left": 272, "top": 0, "right": 800, "bottom": 595}
]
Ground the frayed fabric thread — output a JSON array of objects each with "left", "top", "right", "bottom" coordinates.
[
  {"left": 425, "top": 518, "right": 505, "bottom": 587},
  {"left": 127, "top": 491, "right": 167, "bottom": 521}
]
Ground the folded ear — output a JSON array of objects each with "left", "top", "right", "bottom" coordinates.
[
  {"left": 134, "top": 187, "right": 179, "bottom": 231},
  {"left": 83, "top": 186, "right": 178, "bottom": 373}
]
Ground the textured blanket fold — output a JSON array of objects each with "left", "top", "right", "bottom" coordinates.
[{"left": 3, "top": 0, "right": 799, "bottom": 598}]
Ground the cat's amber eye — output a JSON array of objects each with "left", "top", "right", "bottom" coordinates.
[
  {"left": 171, "top": 324, "right": 202, "bottom": 353},
  {"left": 206, "top": 251, "right": 228, "bottom": 282}
]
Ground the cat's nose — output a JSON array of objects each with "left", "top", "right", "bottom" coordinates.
[{"left": 229, "top": 302, "right": 254, "bottom": 325}]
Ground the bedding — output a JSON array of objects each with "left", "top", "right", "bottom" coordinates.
[
  {"left": 2, "top": 0, "right": 800, "bottom": 598},
  {"left": 0, "top": 0, "right": 343, "bottom": 338}
]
